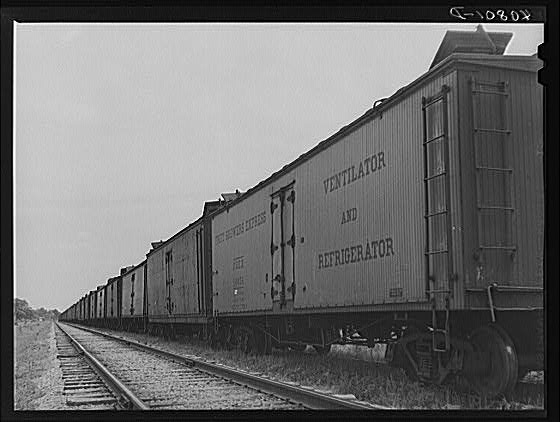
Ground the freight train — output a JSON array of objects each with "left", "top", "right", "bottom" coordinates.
[{"left": 60, "top": 26, "right": 544, "bottom": 397}]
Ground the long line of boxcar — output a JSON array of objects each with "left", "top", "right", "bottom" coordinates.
[{"left": 60, "top": 26, "right": 544, "bottom": 397}]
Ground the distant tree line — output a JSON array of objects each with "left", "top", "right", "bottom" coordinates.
[{"left": 14, "top": 298, "right": 60, "bottom": 322}]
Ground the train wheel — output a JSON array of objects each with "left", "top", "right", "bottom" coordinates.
[
  {"left": 489, "top": 324, "right": 519, "bottom": 394},
  {"left": 466, "top": 324, "right": 518, "bottom": 397}
]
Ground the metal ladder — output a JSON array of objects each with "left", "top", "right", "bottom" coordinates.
[
  {"left": 422, "top": 85, "right": 452, "bottom": 354},
  {"left": 428, "top": 280, "right": 450, "bottom": 353},
  {"left": 470, "top": 78, "right": 515, "bottom": 284}
]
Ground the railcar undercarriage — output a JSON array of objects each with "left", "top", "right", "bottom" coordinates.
[{"left": 208, "top": 308, "right": 543, "bottom": 398}]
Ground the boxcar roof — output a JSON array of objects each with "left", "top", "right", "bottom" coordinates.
[
  {"left": 208, "top": 53, "right": 541, "bottom": 219},
  {"left": 106, "top": 275, "right": 121, "bottom": 286},
  {"left": 145, "top": 199, "right": 223, "bottom": 257},
  {"left": 120, "top": 259, "right": 147, "bottom": 278},
  {"left": 430, "top": 25, "right": 512, "bottom": 69}
]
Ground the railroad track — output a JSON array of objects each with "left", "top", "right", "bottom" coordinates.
[
  {"left": 55, "top": 325, "right": 130, "bottom": 409},
  {"left": 57, "top": 322, "right": 388, "bottom": 410}
]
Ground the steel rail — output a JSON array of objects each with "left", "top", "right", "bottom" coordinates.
[
  {"left": 56, "top": 322, "right": 150, "bottom": 410},
  {"left": 62, "top": 322, "right": 391, "bottom": 410}
]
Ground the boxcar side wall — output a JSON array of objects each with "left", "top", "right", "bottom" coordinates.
[
  {"left": 212, "top": 70, "right": 461, "bottom": 315},
  {"left": 147, "top": 220, "right": 207, "bottom": 323},
  {"left": 456, "top": 63, "right": 543, "bottom": 309},
  {"left": 147, "top": 247, "right": 165, "bottom": 320},
  {"left": 121, "top": 263, "right": 146, "bottom": 320},
  {"left": 107, "top": 280, "right": 116, "bottom": 319},
  {"left": 203, "top": 217, "right": 213, "bottom": 316},
  {"left": 101, "top": 286, "right": 106, "bottom": 320},
  {"left": 122, "top": 270, "right": 132, "bottom": 318}
]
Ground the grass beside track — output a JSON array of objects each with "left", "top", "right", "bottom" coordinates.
[
  {"left": 14, "top": 320, "right": 63, "bottom": 410},
  {"left": 83, "top": 325, "right": 544, "bottom": 410}
]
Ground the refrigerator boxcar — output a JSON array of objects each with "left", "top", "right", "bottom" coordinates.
[
  {"left": 87, "top": 290, "right": 96, "bottom": 323},
  {"left": 95, "top": 285, "right": 105, "bottom": 325},
  {"left": 145, "top": 200, "right": 221, "bottom": 337},
  {"left": 80, "top": 296, "right": 86, "bottom": 322},
  {"left": 121, "top": 261, "right": 147, "bottom": 331},
  {"left": 68, "top": 306, "right": 73, "bottom": 321},
  {"left": 105, "top": 275, "right": 122, "bottom": 329},
  {"left": 210, "top": 27, "right": 543, "bottom": 396}
]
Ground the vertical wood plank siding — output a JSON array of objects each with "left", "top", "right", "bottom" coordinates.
[
  {"left": 97, "top": 287, "right": 104, "bottom": 319},
  {"left": 146, "top": 221, "right": 207, "bottom": 322},
  {"left": 121, "top": 262, "right": 146, "bottom": 320},
  {"left": 212, "top": 71, "right": 461, "bottom": 314},
  {"left": 458, "top": 65, "right": 543, "bottom": 294}
]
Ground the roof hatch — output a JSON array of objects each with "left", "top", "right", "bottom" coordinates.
[{"left": 430, "top": 25, "right": 513, "bottom": 69}]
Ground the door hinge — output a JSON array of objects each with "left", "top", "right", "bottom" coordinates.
[
  {"left": 287, "top": 190, "right": 295, "bottom": 203},
  {"left": 286, "top": 234, "right": 295, "bottom": 248}
]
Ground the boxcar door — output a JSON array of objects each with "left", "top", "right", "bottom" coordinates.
[
  {"left": 117, "top": 277, "right": 122, "bottom": 321},
  {"left": 165, "top": 250, "right": 175, "bottom": 315},
  {"left": 270, "top": 182, "right": 296, "bottom": 308},
  {"left": 130, "top": 273, "right": 136, "bottom": 316}
]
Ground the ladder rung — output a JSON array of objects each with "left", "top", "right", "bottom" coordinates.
[
  {"left": 433, "top": 328, "right": 448, "bottom": 333},
  {"left": 423, "top": 133, "right": 445, "bottom": 145},
  {"left": 479, "top": 245, "right": 517, "bottom": 250},
  {"left": 425, "top": 249, "right": 448, "bottom": 256},
  {"left": 472, "top": 89, "right": 509, "bottom": 96},
  {"left": 474, "top": 128, "right": 511, "bottom": 134},
  {"left": 424, "top": 209, "right": 448, "bottom": 219},
  {"left": 478, "top": 205, "right": 514, "bottom": 211},
  {"left": 476, "top": 166, "right": 513, "bottom": 173},
  {"left": 424, "top": 171, "right": 446, "bottom": 182}
]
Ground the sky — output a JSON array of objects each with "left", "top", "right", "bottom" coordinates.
[{"left": 14, "top": 22, "right": 543, "bottom": 311}]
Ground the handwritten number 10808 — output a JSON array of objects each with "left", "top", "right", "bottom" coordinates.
[{"left": 450, "top": 7, "right": 532, "bottom": 22}]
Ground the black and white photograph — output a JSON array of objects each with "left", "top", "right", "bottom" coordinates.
[{"left": 4, "top": 6, "right": 551, "bottom": 416}]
